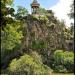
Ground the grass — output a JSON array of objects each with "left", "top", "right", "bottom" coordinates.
[
  {"left": 1, "top": 73, "right": 74, "bottom": 75},
  {"left": 1, "top": 69, "right": 74, "bottom": 75}
]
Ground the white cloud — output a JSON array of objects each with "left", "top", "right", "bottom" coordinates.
[{"left": 50, "top": 0, "right": 73, "bottom": 27}]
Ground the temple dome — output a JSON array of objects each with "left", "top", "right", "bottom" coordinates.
[{"left": 31, "top": 0, "right": 40, "bottom": 7}]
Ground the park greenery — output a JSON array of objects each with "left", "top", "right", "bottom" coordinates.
[{"left": 1, "top": 0, "right": 74, "bottom": 75}]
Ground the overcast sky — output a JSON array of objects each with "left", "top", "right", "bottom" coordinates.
[
  {"left": 50, "top": 0, "right": 73, "bottom": 27},
  {"left": 13, "top": 0, "right": 73, "bottom": 27}
]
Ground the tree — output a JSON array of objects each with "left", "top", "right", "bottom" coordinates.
[
  {"left": 1, "top": 22, "right": 23, "bottom": 50},
  {"left": 1, "top": 21, "right": 24, "bottom": 68},
  {"left": 68, "top": 0, "right": 74, "bottom": 19},
  {"left": 1, "top": 0, "right": 14, "bottom": 5},
  {"left": 68, "top": 0, "right": 74, "bottom": 50},
  {"left": 15, "top": 6, "right": 29, "bottom": 20},
  {"left": 38, "top": 7, "right": 47, "bottom": 15},
  {"left": 68, "top": 0, "right": 74, "bottom": 27},
  {"left": 56, "top": 20, "right": 66, "bottom": 49},
  {"left": 1, "top": 0, "right": 15, "bottom": 29}
]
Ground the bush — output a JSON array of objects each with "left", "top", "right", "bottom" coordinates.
[
  {"left": 54, "top": 65, "right": 67, "bottom": 73},
  {"left": 53, "top": 50, "right": 64, "bottom": 65},
  {"left": 8, "top": 54, "right": 52, "bottom": 75},
  {"left": 52, "top": 50, "right": 74, "bottom": 72},
  {"left": 30, "top": 51, "right": 42, "bottom": 64},
  {"left": 63, "top": 51, "right": 74, "bottom": 72}
]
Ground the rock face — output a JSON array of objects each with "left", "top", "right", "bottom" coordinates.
[
  {"left": 20, "top": 13, "right": 73, "bottom": 54},
  {"left": 18, "top": 14, "right": 74, "bottom": 64},
  {"left": 21, "top": 14, "right": 62, "bottom": 52}
]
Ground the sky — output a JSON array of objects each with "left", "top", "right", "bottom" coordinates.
[
  {"left": 13, "top": 0, "right": 59, "bottom": 13},
  {"left": 13, "top": 0, "right": 73, "bottom": 27}
]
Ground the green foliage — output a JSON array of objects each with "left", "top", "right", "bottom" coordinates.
[
  {"left": 38, "top": 7, "right": 47, "bottom": 15},
  {"left": 31, "top": 40, "right": 46, "bottom": 50},
  {"left": 52, "top": 50, "right": 74, "bottom": 72},
  {"left": 8, "top": 54, "right": 51, "bottom": 75},
  {"left": 63, "top": 51, "right": 74, "bottom": 72},
  {"left": 1, "top": 0, "right": 74, "bottom": 74},
  {"left": 32, "top": 15, "right": 49, "bottom": 23},
  {"left": 68, "top": 1, "right": 74, "bottom": 19},
  {"left": 70, "top": 25, "right": 74, "bottom": 35},
  {"left": 1, "top": 0, "right": 14, "bottom": 5},
  {"left": 1, "top": 21, "right": 23, "bottom": 68},
  {"left": 30, "top": 51, "right": 43, "bottom": 64},
  {"left": 57, "top": 20, "right": 74, "bottom": 50},
  {"left": 39, "top": 15, "right": 49, "bottom": 23},
  {"left": 15, "top": 6, "right": 29, "bottom": 19},
  {"left": 1, "top": 0, "right": 15, "bottom": 29},
  {"left": 53, "top": 50, "right": 64, "bottom": 65},
  {"left": 1, "top": 21, "right": 23, "bottom": 50},
  {"left": 54, "top": 65, "right": 67, "bottom": 73}
]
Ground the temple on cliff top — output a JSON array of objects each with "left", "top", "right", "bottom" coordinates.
[
  {"left": 31, "top": 0, "right": 40, "bottom": 15},
  {"left": 30, "top": 0, "right": 53, "bottom": 16}
]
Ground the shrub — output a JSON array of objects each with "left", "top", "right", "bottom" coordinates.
[
  {"left": 53, "top": 50, "right": 64, "bottom": 65},
  {"left": 63, "top": 51, "right": 74, "bottom": 72},
  {"left": 54, "top": 65, "right": 67, "bottom": 73},
  {"left": 8, "top": 54, "right": 52, "bottom": 75},
  {"left": 30, "top": 51, "right": 42, "bottom": 64},
  {"left": 52, "top": 50, "right": 74, "bottom": 72}
]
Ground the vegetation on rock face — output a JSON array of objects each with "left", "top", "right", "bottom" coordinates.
[{"left": 38, "top": 7, "right": 48, "bottom": 15}]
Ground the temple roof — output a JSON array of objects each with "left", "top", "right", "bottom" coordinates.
[
  {"left": 33, "top": 0, "right": 38, "bottom": 3},
  {"left": 31, "top": 0, "right": 40, "bottom": 7}
]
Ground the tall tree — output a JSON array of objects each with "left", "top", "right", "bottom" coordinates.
[
  {"left": 68, "top": 0, "right": 74, "bottom": 19},
  {"left": 68, "top": 0, "right": 74, "bottom": 50},
  {"left": 15, "top": 6, "right": 28, "bottom": 20},
  {"left": 1, "top": 0, "right": 15, "bottom": 29}
]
